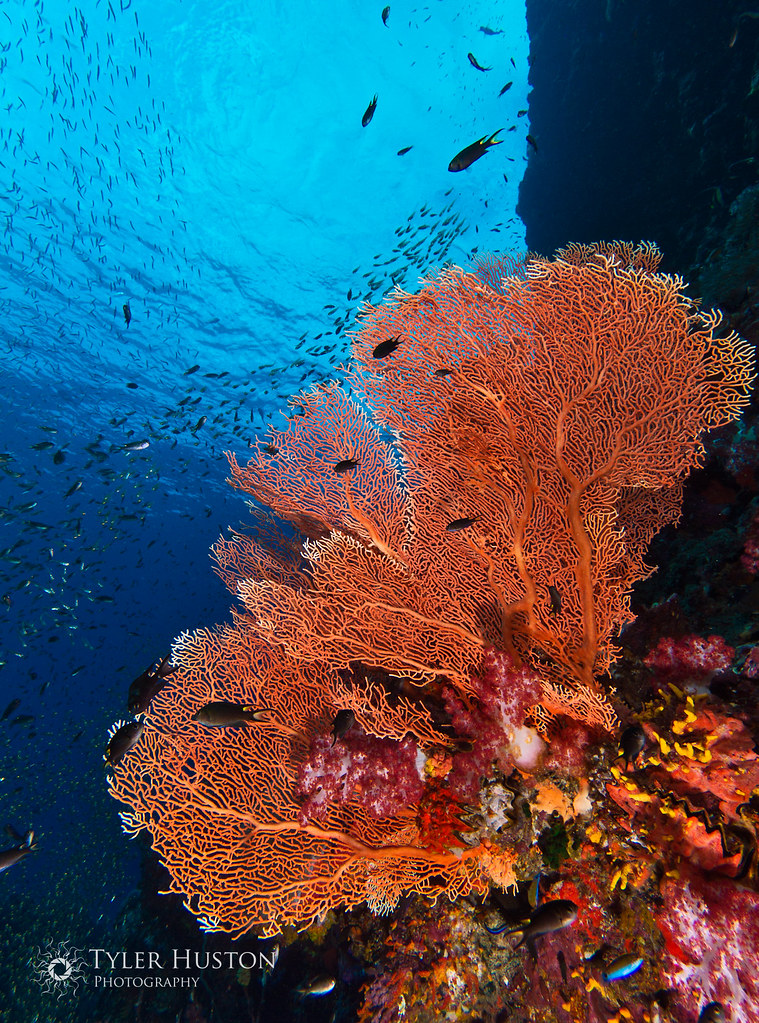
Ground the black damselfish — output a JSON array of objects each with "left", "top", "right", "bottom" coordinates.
[
  {"left": 448, "top": 131, "right": 502, "bottom": 172},
  {"left": 362, "top": 95, "right": 377, "bottom": 127},
  {"left": 485, "top": 899, "right": 578, "bottom": 947},
  {"left": 372, "top": 336, "right": 402, "bottom": 358}
]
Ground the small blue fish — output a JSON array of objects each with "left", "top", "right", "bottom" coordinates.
[
  {"left": 602, "top": 953, "right": 644, "bottom": 982},
  {"left": 297, "top": 974, "right": 335, "bottom": 997}
]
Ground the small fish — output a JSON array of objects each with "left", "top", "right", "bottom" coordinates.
[
  {"left": 262, "top": 443, "right": 279, "bottom": 455},
  {"left": 397, "top": 146, "right": 413, "bottom": 156},
  {"left": 433, "top": 367, "right": 454, "bottom": 377},
  {"left": 53, "top": 449, "right": 65, "bottom": 465},
  {"left": 184, "top": 364, "right": 200, "bottom": 375},
  {"left": 31, "top": 441, "right": 54, "bottom": 451},
  {"left": 193, "top": 415, "right": 207, "bottom": 431},
  {"left": 381, "top": 5, "right": 390, "bottom": 25},
  {"left": 467, "top": 52, "right": 492, "bottom": 71},
  {"left": 527, "top": 873, "right": 541, "bottom": 908},
  {"left": 602, "top": 953, "right": 644, "bottom": 982},
  {"left": 698, "top": 1004, "right": 726, "bottom": 1023},
  {"left": 362, "top": 94, "right": 378, "bottom": 127},
  {"left": 548, "top": 584, "right": 561, "bottom": 615},
  {"left": 123, "top": 302, "right": 131, "bottom": 326},
  {"left": 557, "top": 949, "right": 568, "bottom": 985},
  {"left": 0, "top": 828, "right": 35, "bottom": 873},
  {"left": 1, "top": 594, "right": 10, "bottom": 608},
  {"left": 192, "top": 702, "right": 273, "bottom": 727},
  {"left": 526, "top": 134, "right": 538, "bottom": 152},
  {"left": 499, "top": 81, "right": 513, "bottom": 95},
  {"left": 333, "top": 458, "right": 359, "bottom": 474},
  {"left": 156, "top": 655, "right": 178, "bottom": 679},
  {"left": 128, "top": 668, "right": 163, "bottom": 715},
  {"left": 446, "top": 516, "right": 477, "bottom": 532},
  {"left": 331, "top": 709, "right": 355, "bottom": 745},
  {"left": 104, "top": 720, "right": 144, "bottom": 766},
  {"left": 127, "top": 655, "right": 177, "bottom": 714},
  {"left": 479, "top": 25, "right": 503, "bottom": 35},
  {"left": 298, "top": 974, "right": 336, "bottom": 997},
  {"left": 1, "top": 698, "right": 21, "bottom": 721},
  {"left": 123, "top": 439, "right": 150, "bottom": 451},
  {"left": 65, "top": 481, "right": 83, "bottom": 498},
  {"left": 618, "top": 724, "right": 646, "bottom": 771},
  {"left": 372, "top": 336, "right": 402, "bottom": 358},
  {"left": 485, "top": 899, "right": 578, "bottom": 947},
  {"left": 448, "top": 131, "right": 502, "bottom": 172}
]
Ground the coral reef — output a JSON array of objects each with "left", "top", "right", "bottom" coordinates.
[
  {"left": 442, "top": 650, "right": 547, "bottom": 799},
  {"left": 297, "top": 726, "right": 425, "bottom": 823},
  {"left": 105, "top": 243, "right": 759, "bottom": 1023}
]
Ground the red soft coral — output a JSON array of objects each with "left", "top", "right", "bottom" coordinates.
[{"left": 644, "top": 634, "right": 734, "bottom": 684}]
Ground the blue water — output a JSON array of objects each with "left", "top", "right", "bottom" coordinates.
[{"left": 0, "top": 0, "right": 528, "bottom": 1011}]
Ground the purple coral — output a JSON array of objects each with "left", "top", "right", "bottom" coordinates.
[
  {"left": 543, "top": 718, "right": 594, "bottom": 776},
  {"left": 297, "top": 725, "right": 424, "bottom": 823}
]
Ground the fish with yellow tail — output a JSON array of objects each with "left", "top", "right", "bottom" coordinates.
[
  {"left": 448, "top": 130, "right": 502, "bottom": 172},
  {"left": 192, "top": 702, "right": 273, "bottom": 728}
]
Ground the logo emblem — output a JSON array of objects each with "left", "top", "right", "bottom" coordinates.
[{"left": 32, "top": 940, "right": 87, "bottom": 997}]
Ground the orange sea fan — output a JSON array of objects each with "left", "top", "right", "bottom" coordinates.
[
  {"left": 110, "top": 243, "right": 755, "bottom": 938},
  {"left": 108, "top": 625, "right": 509, "bottom": 937},
  {"left": 219, "top": 243, "right": 754, "bottom": 720}
]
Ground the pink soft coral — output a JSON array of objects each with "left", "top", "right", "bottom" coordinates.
[
  {"left": 443, "top": 649, "right": 546, "bottom": 799},
  {"left": 657, "top": 868, "right": 759, "bottom": 1023},
  {"left": 297, "top": 726, "right": 424, "bottom": 822}
]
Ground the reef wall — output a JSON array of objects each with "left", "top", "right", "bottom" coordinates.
[{"left": 518, "top": 0, "right": 759, "bottom": 282}]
